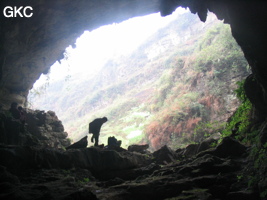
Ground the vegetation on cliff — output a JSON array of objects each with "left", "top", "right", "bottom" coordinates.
[{"left": 29, "top": 12, "right": 250, "bottom": 150}]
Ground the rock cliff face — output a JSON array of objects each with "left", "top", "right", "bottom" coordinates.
[{"left": 0, "top": 0, "right": 267, "bottom": 119}]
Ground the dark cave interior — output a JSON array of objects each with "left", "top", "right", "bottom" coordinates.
[{"left": 1, "top": 1, "right": 267, "bottom": 199}]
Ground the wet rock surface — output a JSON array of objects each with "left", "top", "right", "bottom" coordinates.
[{"left": 0, "top": 136, "right": 261, "bottom": 200}]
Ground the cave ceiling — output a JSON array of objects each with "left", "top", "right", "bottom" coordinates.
[{"left": 0, "top": 0, "right": 267, "bottom": 109}]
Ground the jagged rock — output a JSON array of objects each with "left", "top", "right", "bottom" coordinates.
[
  {"left": 197, "top": 132, "right": 221, "bottom": 153},
  {"left": 99, "top": 177, "right": 125, "bottom": 187},
  {"left": 244, "top": 74, "right": 267, "bottom": 119},
  {"left": 52, "top": 131, "right": 68, "bottom": 139},
  {"left": 258, "top": 119, "right": 267, "bottom": 145},
  {"left": 107, "top": 145, "right": 127, "bottom": 152},
  {"left": 66, "top": 136, "right": 88, "bottom": 150},
  {"left": 107, "top": 136, "right": 123, "bottom": 151},
  {"left": 0, "top": 167, "right": 97, "bottom": 200},
  {"left": 0, "top": 138, "right": 261, "bottom": 200},
  {"left": 226, "top": 190, "right": 259, "bottom": 200},
  {"left": 176, "top": 154, "right": 234, "bottom": 177},
  {"left": 26, "top": 109, "right": 70, "bottom": 148},
  {"left": 177, "top": 133, "right": 221, "bottom": 159},
  {"left": 259, "top": 179, "right": 267, "bottom": 200},
  {"left": 196, "top": 137, "right": 247, "bottom": 159},
  {"left": 260, "top": 129, "right": 267, "bottom": 145},
  {"left": 213, "top": 137, "right": 247, "bottom": 158},
  {"left": 182, "top": 143, "right": 199, "bottom": 158},
  {"left": 153, "top": 145, "right": 177, "bottom": 164},
  {"left": 177, "top": 188, "right": 212, "bottom": 200},
  {"left": 128, "top": 144, "right": 149, "bottom": 154},
  {"left": 97, "top": 161, "right": 158, "bottom": 181},
  {"left": 47, "top": 111, "right": 59, "bottom": 121},
  {"left": 0, "top": 165, "right": 20, "bottom": 185},
  {"left": 62, "top": 189, "right": 97, "bottom": 200},
  {"left": 0, "top": 144, "right": 152, "bottom": 175}
]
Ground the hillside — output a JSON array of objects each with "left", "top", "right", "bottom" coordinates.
[{"left": 29, "top": 12, "right": 250, "bottom": 150}]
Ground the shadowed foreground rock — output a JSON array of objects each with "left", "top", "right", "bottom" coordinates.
[
  {"left": 0, "top": 145, "right": 151, "bottom": 174},
  {"left": 0, "top": 136, "right": 261, "bottom": 200},
  {"left": 66, "top": 136, "right": 88, "bottom": 150},
  {"left": 128, "top": 144, "right": 149, "bottom": 154},
  {"left": 0, "top": 108, "right": 70, "bottom": 148}
]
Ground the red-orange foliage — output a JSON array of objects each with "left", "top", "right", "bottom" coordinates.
[
  {"left": 147, "top": 121, "right": 160, "bottom": 138},
  {"left": 186, "top": 117, "right": 201, "bottom": 130},
  {"left": 146, "top": 114, "right": 202, "bottom": 150},
  {"left": 199, "top": 95, "right": 221, "bottom": 112},
  {"left": 146, "top": 119, "right": 174, "bottom": 150},
  {"left": 199, "top": 95, "right": 213, "bottom": 108},
  {"left": 174, "top": 123, "right": 183, "bottom": 135},
  {"left": 150, "top": 136, "right": 161, "bottom": 150}
]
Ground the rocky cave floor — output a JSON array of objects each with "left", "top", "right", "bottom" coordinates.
[{"left": 0, "top": 136, "right": 261, "bottom": 200}]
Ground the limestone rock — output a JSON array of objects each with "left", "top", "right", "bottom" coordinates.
[
  {"left": 26, "top": 109, "right": 70, "bottom": 148},
  {"left": 0, "top": 144, "right": 151, "bottom": 175},
  {"left": 128, "top": 144, "right": 149, "bottom": 154},
  {"left": 213, "top": 137, "right": 247, "bottom": 158},
  {"left": 197, "top": 132, "right": 221, "bottom": 153},
  {"left": 0, "top": 137, "right": 262, "bottom": 200},
  {"left": 153, "top": 145, "right": 177, "bottom": 164},
  {"left": 182, "top": 143, "right": 199, "bottom": 158},
  {"left": 66, "top": 136, "right": 88, "bottom": 150}
]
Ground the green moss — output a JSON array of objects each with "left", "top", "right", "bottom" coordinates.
[{"left": 221, "top": 80, "right": 252, "bottom": 142}]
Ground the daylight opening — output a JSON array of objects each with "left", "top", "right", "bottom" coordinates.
[{"left": 29, "top": 7, "right": 250, "bottom": 151}]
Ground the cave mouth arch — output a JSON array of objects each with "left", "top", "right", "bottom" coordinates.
[
  {"left": 28, "top": 9, "right": 250, "bottom": 150},
  {"left": 1, "top": 1, "right": 266, "bottom": 115},
  {"left": 30, "top": 7, "right": 188, "bottom": 91}
]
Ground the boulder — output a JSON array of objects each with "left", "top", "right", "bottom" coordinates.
[
  {"left": 66, "top": 136, "right": 88, "bottom": 150},
  {"left": 197, "top": 132, "right": 220, "bottom": 153},
  {"left": 213, "top": 137, "right": 247, "bottom": 158},
  {"left": 128, "top": 144, "right": 149, "bottom": 154},
  {"left": 226, "top": 190, "right": 259, "bottom": 200},
  {"left": 153, "top": 145, "right": 177, "bottom": 164},
  {"left": 25, "top": 109, "right": 70, "bottom": 148},
  {"left": 197, "top": 137, "right": 247, "bottom": 159},
  {"left": 182, "top": 143, "right": 199, "bottom": 158}
]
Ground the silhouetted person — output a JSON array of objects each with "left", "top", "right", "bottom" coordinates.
[
  {"left": 9, "top": 102, "right": 20, "bottom": 120},
  {"left": 89, "top": 117, "right": 108, "bottom": 146}
]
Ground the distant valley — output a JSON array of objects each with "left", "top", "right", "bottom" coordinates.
[{"left": 29, "top": 12, "right": 250, "bottom": 150}]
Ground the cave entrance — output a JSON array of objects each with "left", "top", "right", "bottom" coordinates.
[{"left": 28, "top": 7, "right": 250, "bottom": 150}]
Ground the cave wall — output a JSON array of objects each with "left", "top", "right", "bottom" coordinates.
[
  {"left": 0, "top": 0, "right": 160, "bottom": 108},
  {"left": 0, "top": 0, "right": 267, "bottom": 113}
]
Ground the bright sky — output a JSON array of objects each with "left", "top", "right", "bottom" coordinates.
[{"left": 33, "top": 7, "right": 189, "bottom": 88}]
